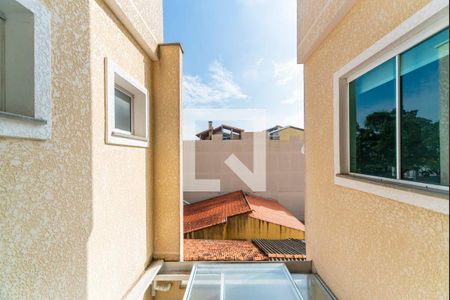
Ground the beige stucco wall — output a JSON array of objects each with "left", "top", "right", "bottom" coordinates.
[
  {"left": 152, "top": 44, "right": 183, "bottom": 261},
  {"left": 0, "top": 1, "right": 92, "bottom": 298},
  {"left": 103, "top": 0, "right": 163, "bottom": 59},
  {"left": 184, "top": 133, "right": 305, "bottom": 219},
  {"left": 0, "top": 0, "right": 182, "bottom": 299},
  {"left": 297, "top": 0, "right": 356, "bottom": 63},
  {"left": 301, "top": 0, "right": 449, "bottom": 299},
  {"left": 88, "top": 0, "right": 155, "bottom": 298}
]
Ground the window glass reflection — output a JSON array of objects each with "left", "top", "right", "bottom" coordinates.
[
  {"left": 349, "top": 58, "right": 397, "bottom": 178},
  {"left": 401, "top": 28, "right": 449, "bottom": 186}
]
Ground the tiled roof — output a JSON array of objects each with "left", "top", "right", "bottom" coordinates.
[
  {"left": 196, "top": 124, "right": 245, "bottom": 138},
  {"left": 183, "top": 190, "right": 305, "bottom": 233},
  {"left": 184, "top": 191, "right": 252, "bottom": 233},
  {"left": 184, "top": 239, "right": 269, "bottom": 261},
  {"left": 252, "top": 239, "right": 306, "bottom": 261},
  {"left": 246, "top": 194, "right": 306, "bottom": 231}
]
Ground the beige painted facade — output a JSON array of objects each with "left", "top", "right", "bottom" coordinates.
[
  {"left": 152, "top": 44, "right": 183, "bottom": 262},
  {"left": 184, "top": 132, "right": 305, "bottom": 219},
  {"left": 299, "top": 0, "right": 449, "bottom": 299},
  {"left": 0, "top": 1, "right": 182, "bottom": 299}
]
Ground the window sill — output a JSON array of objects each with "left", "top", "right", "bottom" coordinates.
[
  {"left": 335, "top": 174, "right": 449, "bottom": 215},
  {"left": 0, "top": 111, "right": 47, "bottom": 125},
  {"left": 111, "top": 130, "right": 148, "bottom": 142},
  {"left": 106, "top": 130, "right": 149, "bottom": 148}
]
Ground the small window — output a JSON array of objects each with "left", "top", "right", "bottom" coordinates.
[
  {"left": 0, "top": 0, "right": 51, "bottom": 140},
  {"left": 114, "top": 86, "right": 133, "bottom": 133},
  {"left": 348, "top": 28, "right": 449, "bottom": 188},
  {"left": 105, "top": 58, "right": 149, "bottom": 147}
]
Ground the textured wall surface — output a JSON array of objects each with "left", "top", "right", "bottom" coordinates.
[
  {"left": 297, "top": 0, "right": 356, "bottom": 63},
  {"left": 184, "top": 135, "right": 305, "bottom": 219},
  {"left": 105, "top": 0, "right": 163, "bottom": 58},
  {"left": 302, "top": 0, "right": 449, "bottom": 299},
  {"left": 0, "top": 0, "right": 178, "bottom": 298},
  {"left": 152, "top": 44, "right": 183, "bottom": 261},
  {"left": 0, "top": 1, "right": 92, "bottom": 298},
  {"left": 88, "top": 0, "right": 154, "bottom": 298}
]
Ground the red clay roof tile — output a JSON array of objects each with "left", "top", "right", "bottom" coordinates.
[
  {"left": 183, "top": 190, "right": 305, "bottom": 233},
  {"left": 246, "top": 194, "right": 305, "bottom": 231},
  {"left": 184, "top": 239, "right": 269, "bottom": 261},
  {"left": 184, "top": 191, "right": 251, "bottom": 233}
]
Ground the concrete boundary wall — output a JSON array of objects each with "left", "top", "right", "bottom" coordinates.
[{"left": 184, "top": 133, "right": 305, "bottom": 220}]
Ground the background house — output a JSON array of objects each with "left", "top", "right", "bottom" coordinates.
[
  {"left": 267, "top": 125, "right": 305, "bottom": 141},
  {"left": 196, "top": 121, "right": 245, "bottom": 140},
  {"left": 184, "top": 191, "right": 305, "bottom": 240}
]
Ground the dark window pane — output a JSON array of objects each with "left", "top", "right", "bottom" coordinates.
[
  {"left": 400, "top": 28, "right": 449, "bottom": 186},
  {"left": 349, "top": 58, "right": 397, "bottom": 178},
  {"left": 115, "top": 87, "right": 132, "bottom": 132}
]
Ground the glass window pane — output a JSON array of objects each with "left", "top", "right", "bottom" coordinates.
[
  {"left": 115, "top": 87, "right": 132, "bottom": 132},
  {"left": 185, "top": 264, "right": 304, "bottom": 300},
  {"left": 400, "top": 28, "right": 449, "bottom": 186},
  {"left": 349, "top": 58, "right": 397, "bottom": 178}
]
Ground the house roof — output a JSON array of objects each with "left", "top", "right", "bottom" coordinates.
[
  {"left": 252, "top": 239, "right": 306, "bottom": 261},
  {"left": 184, "top": 191, "right": 252, "bottom": 233},
  {"left": 184, "top": 239, "right": 269, "bottom": 261},
  {"left": 184, "top": 239, "right": 306, "bottom": 261},
  {"left": 183, "top": 191, "right": 305, "bottom": 233},
  {"left": 196, "top": 124, "right": 245, "bottom": 138},
  {"left": 269, "top": 125, "right": 304, "bottom": 135},
  {"left": 246, "top": 194, "right": 305, "bottom": 231},
  {"left": 266, "top": 125, "right": 284, "bottom": 133}
]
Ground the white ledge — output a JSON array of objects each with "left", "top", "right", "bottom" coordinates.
[
  {"left": 335, "top": 175, "right": 449, "bottom": 215},
  {"left": 123, "top": 260, "right": 164, "bottom": 300}
]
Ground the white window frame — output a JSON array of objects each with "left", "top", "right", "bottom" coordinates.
[
  {"left": 0, "top": 0, "right": 51, "bottom": 140},
  {"left": 333, "top": 0, "right": 449, "bottom": 214},
  {"left": 105, "top": 58, "right": 149, "bottom": 148}
]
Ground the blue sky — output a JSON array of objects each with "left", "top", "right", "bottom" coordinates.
[{"left": 163, "top": 0, "right": 303, "bottom": 140}]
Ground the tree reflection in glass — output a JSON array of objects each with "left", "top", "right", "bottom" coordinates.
[
  {"left": 401, "top": 28, "right": 449, "bottom": 186},
  {"left": 349, "top": 58, "right": 397, "bottom": 179}
]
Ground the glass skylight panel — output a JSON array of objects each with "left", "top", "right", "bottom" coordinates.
[
  {"left": 292, "top": 274, "right": 335, "bottom": 300},
  {"left": 183, "top": 264, "right": 304, "bottom": 300}
]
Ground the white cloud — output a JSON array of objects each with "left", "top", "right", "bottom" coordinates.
[
  {"left": 242, "top": 57, "right": 265, "bottom": 81},
  {"left": 281, "top": 89, "right": 300, "bottom": 104},
  {"left": 183, "top": 61, "right": 248, "bottom": 106},
  {"left": 273, "top": 59, "right": 300, "bottom": 86}
]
